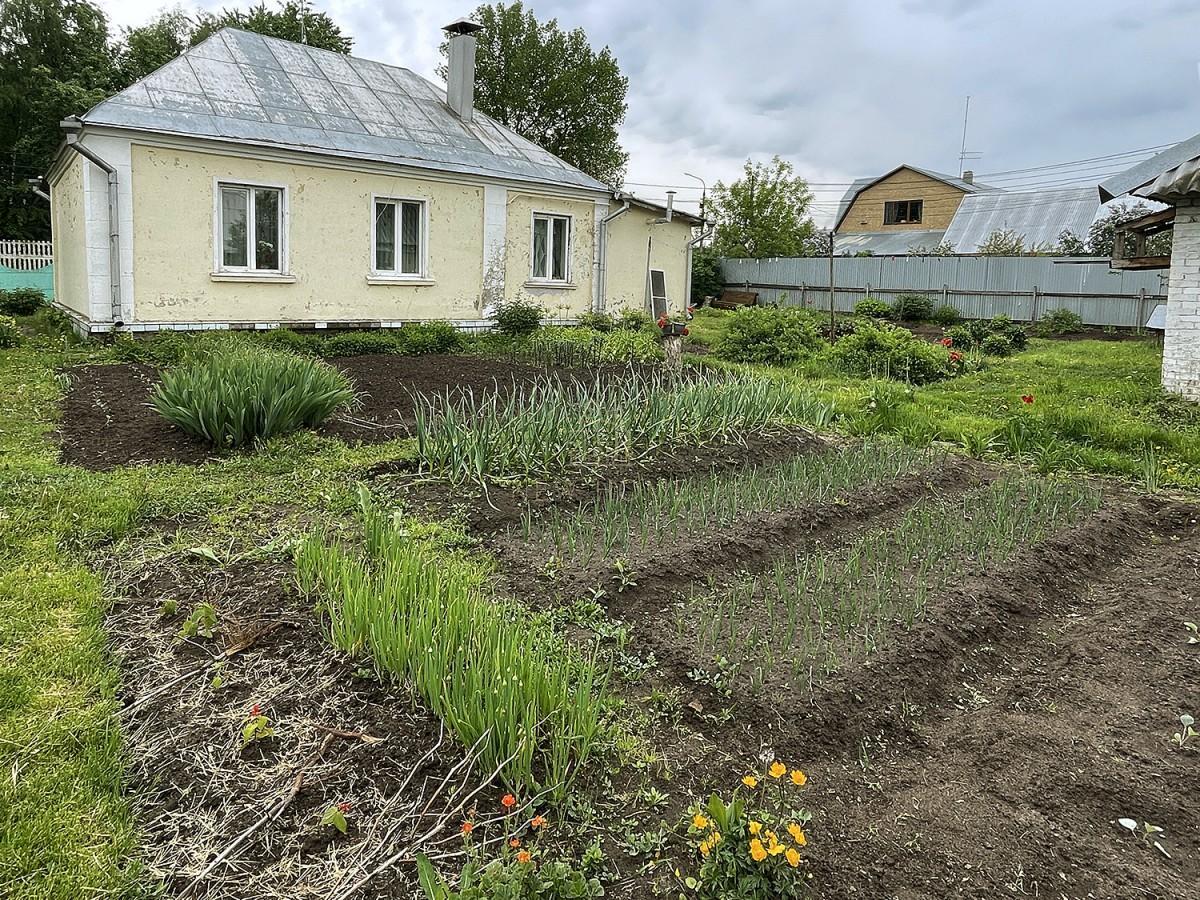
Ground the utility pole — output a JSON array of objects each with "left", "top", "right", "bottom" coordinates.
[
  {"left": 684, "top": 171, "right": 707, "bottom": 234},
  {"left": 828, "top": 230, "right": 836, "bottom": 344}
]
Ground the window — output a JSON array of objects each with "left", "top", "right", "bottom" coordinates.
[
  {"left": 649, "top": 268, "right": 668, "bottom": 318},
  {"left": 373, "top": 197, "right": 425, "bottom": 277},
  {"left": 883, "top": 199, "right": 923, "bottom": 225},
  {"left": 218, "top": 183, "right": 284, "bottom": 272},
  {"left": 531, "top": 213, "right": 570, "bottom": 282}
]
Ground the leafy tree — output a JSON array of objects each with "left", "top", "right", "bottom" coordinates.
[
  {"left": 976, "top": 228, "right": 1026, "bottom": 255},
  {"left": 440, "top": 2, "right": 628, "bottom": 186},
  {"left": 690, "top": 246, "right": 724, "bottom": 303},
  {"left": 113, "top": 7, "right": 192, "bottom": 85},
  {"left": 708, "top": 156, "right": 818, "bottom": 259},
  {"left": 191, "top": 1, "right": 352, "bottom": 53},
  {"left": 0, "top": 0, "right": 115, "bottom": 238},
  {"left": 1054, "top": 229, "right": 1087, "bottom": 256},
  {"left": 1087, "top": 201, "right": 1172, "bottom": 257},
  {"left": 907, "top": 238, "right": 955, "bottom": 256}
]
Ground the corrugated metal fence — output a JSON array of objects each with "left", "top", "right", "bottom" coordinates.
[
  {"left": 719, "top": 256, "right": 1169, "bottom": 327},
  {"left": 0, "top": 239, "right": 54, "bottom": 297}
]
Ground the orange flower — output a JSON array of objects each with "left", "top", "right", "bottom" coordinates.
[
  {"left": 769, "top": 761, "right": 787, "bottom": 779},
  {"left": 790, "top": 769, "right": 807, "bottom": 787},
  {"left": 517, "top": 850, "right": 531, "bottom": 864},
  {"left": 531, "top": 814, "right": 547, "bottom": 829},
  {"left": 749, "top": 838, "right": 768, "bottom": 862},
  {"left": 509, "top": 838, "right": 521, "bottom": 849},
  {"left": 501, "top": 794, "right": 516, "bottom": 809},
  {"left": 785, "top": 847, "right": 801, "bottom": 868},
  {"left": 460, "top": 821, "right": 474, "bottom": 835},
  {"left": 787, "top": 823, "right": 807, "bottom": 846}
]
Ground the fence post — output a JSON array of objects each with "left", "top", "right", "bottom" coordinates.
[
  {"left": 1031, "top": 285, "right": 1040, "bottom": 324},
  {"left": 1138, "top": 287, "right": 1148, "bottom": 333},
  {"left": 866, "top": 280, "right": 872, "bottom": 299},
  {"left": 800, "top": 282, "right": 807, "bottom": 308},
  {"left": 941, "top": 283, "right": 948, "bottom": 308}
]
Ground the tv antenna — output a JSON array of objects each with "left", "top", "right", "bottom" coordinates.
[{"left": 958, "top": 95, "right": 982, "bottom": 175}]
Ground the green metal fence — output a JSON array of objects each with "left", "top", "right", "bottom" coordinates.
[{"left": 0, "top": 240, "right": 53, "bottom": 299}]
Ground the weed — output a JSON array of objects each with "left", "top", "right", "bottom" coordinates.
[
  {"left": 241, "top": 704, "right": 274, "bottom": 746},
  {"left": 1172, "top": 713, "right": 1197, "bottom": 748},
  {"left": 177, "top": 602, "right": 218, "bottom": 640}
]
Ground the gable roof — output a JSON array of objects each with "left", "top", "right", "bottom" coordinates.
[
  {"left": 77, "top": 27, "right": 610, "bottom": 194},
  {"left": 942, "top": 187, "right": 1099, "bottom": 251},
  {"left": 833, "top": 164, "right": 994, "bottom": 231},
  {"left": 1100, "top": 133, "right": 1200, "bottom": 203}
]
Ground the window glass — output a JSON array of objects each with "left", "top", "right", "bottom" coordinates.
[
  {"left": 401, "top": 201, "right": 421, "bottom": 275},
  {"left": 532, "top": 217, "right": 549, "bottom": 278},
  {"left": 221, "top": 187, "right": 248, "bottom": 268},
  {"left": 551, "top": 216, "right": 568, "bottom": 281},
  {"left": 375, "top": 201, "right": 396, "bottom": 271},
  {"left": 254, "top": 188, "right": 280, "bottom": 270}
]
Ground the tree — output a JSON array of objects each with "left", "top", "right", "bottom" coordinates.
[
  {"left": 1054, "top": 229, "right": 1087, "bottom": 256},
  {"left": 191, "top": 1, "right": 352, "bottom": 53},
  {"left": 0, "top": 0, "right": 115, "bottom": 238},
  {"left": 908, "top": 238, "right": 955, "bottom": 256},
  {"left": 113, "top": 7, "right": 192, "bottom": 85},
  {"left": 690, "top": 246, "right": 723, "bottom": 303},
  {"left": 440, "top": 2, "right": 628, "bottom": 186},
  {"left": 976, "top": 228, "right": 1026, "bottom": 255},
  {"left": 1087, "top": 201, "right": 1172, "bottom": 257},
  {"left": 708, "top": 156, "right": 818, "bottom": 259}
]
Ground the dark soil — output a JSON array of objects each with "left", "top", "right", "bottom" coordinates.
[{"left": 58, "top": 354, "right": 562, "bottom": 470}]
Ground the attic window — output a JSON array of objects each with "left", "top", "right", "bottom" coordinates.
[
  {"left": 883, "top": 199, "right": 923, "bottom": 225},
  {"left": 218, "top": 183, "right": 284, "bottom": 272},
  {"left": 531, "top": 213, "right": 570, "bottom": 282}
]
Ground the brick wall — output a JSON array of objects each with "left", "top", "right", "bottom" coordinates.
[{"left": 1163, "top": 199, "right": 1200, "bottom": 398}]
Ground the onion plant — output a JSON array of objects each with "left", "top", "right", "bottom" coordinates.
[
  {"left": 295, "top": 488, "right": 605, "bottom": 793},
  {"left": 412, "top": 370, "right": 837, "bottom": 483},
  {"left": 151, "top": 345, "right": 354, "bottom": 447}
]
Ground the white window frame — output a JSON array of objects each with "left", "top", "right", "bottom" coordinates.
[
  {"left": 529, "top": 212, "right": 572, "bottom": 284},
  {"left": 370, "top": 194, "right": 429, "bottom": 279},
  {"left": 649, "top": 267, "right": 668, "bottom": 317},
  {"left": 212, "top": 178, "right": 288, "bottom": 275}
]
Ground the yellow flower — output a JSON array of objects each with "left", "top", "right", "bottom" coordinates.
[
  {"left": 748, "top": 820, "right": 762, "bottom": 835},
  {"left": 692, "top": 813, "right": 709, "bottom": 830},
  {"left": 787, "top": 824, "right": 807, "bottom": 846},
  {"left": 742, "top": 775, "right": 759, "bottom": 788},
  {"left": 768, "top": 838, "right": 785, "bottom": 856},
  {"left": 699, "top": 840, "right": 711, "bottom": 857},
  {"left": 769, "top": 761, "right": 787, "bottom": 779},
  {"left": 749, "top": 838, "right": 768, "bottom": 862},
  {"left": 785, "top": 847, "right": 801, "bottom": 868},
  {"left": 790, "top": 769, "right": 807, "bottom": 786},
  {"left": 710, "top": 830, "right": 722, "bottom": 844}
]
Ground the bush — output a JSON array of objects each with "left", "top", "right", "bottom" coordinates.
[
  {"left": 112, "top": 331, "right": 191, "bottom": 366},
  {"left": 0, "top": 287, "right": 47, "bottom": 316},
  {"left": 892, "top": 293, "right": 934, "bottom": 321},
  {"left": 493, "top": 299, "right": 544, "bottom": 336},
  {"left": 321, "top": 330, "right": 403, "bottom": 357},
  {"left": 1035, "top": 308, "right": 1085, "bottom": 336},
  {"left": 691, "top": 246, "right": 725, "bottom": 303},
  {"left": 987, "top": 315, "right": 1028, "bottom": 350},
  {"left": 257, "top": 328, "right": 321, "bottom": 355},
  {"left": 830, "top": 322, "right": 951, "bottom": 384},
  {"left": 980, "top": 333, "right": 1014, "bottom": 357},
  {"left": 714, "top": 305, "right": 822, "bottom": 366},
  {"left": 616, "top": 307, "right": 654, "bottom": 332},
  {"left": 944, "top": 315, "right": 1027, "bottom": 353},
  {"left": 854, "top": 297, "right": 892, "bottom": 319},
  {"left": 932, "top": 304, "right": 961, "bottom": 326},
  {"left": 395, "top": 321, "right": 463, "bottom": 354},
  {"left": 152, "top": 346, "right": 354, "bottom": 448},
  {"left": 576, "top": 311, "right": 614, "bottom": 331},
  {"left": 0, "top": 314, "right": 21, "bottom": 348}
]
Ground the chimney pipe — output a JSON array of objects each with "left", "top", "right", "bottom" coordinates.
[
  {"left": 962, "top": 170, "right": 974, "bottom": 184},
  {"left": 443, "top": 18, "right": 484, "bottom": 122},
  {"left": 665, "top": 190, "right": 675, "bottom": 222}
]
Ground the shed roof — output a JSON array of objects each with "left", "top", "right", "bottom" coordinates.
[
  {"left": 833, "top": 164, "right": 994, "bottom": 231},
  {"left": 77, "top": 27, "right": 610, "bottom": 194},
  {"left": 833, "top": 229, "right": 946, "bottom": 256},
  {"left": 942, "top": 187, "right": 1099, "bottom": 251},
  {"left": 1100, "top": 133, "right": 1200, "bottom": 202}
]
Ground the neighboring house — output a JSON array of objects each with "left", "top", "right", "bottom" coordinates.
[
  {"left": 46, "top": 21, "right": 700, "bottom": 334},
  {"left": 832, "top": 165, "right": 1098, "bottom": 255},
  {"left": 1101, "top": 134, "right": 1200, "bottom": 399}
]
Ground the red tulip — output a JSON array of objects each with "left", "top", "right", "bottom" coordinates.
[{"left": 1021, "top": 394, "right": 1034, "bottom": 404}]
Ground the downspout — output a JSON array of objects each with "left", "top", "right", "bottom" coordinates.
[
  {"left": 61, "top": 121, "right": 122, "bottom": 326},
  {"left": 27, "top": 178, "right": 50, "bottom": 202},
  {"left": 596, "top": 193, "right": 631, "bottom": 312}
]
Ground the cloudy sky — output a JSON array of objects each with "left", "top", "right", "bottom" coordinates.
[{"left": 96, "top": 0, "right": 1200, "bottom": 225}]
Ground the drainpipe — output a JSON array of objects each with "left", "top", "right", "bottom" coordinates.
[
  {"left": 60, "top": 120, "right": 122, "bottom": 326},
  {"left": 27, "top": 178, "right": 50, "bottom": 202},
  {"left": 597, "top": 193, "right": 631, "bottom": 312}
]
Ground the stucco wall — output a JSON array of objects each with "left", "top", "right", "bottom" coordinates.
[
  {"left": 502, "top": 191, "right": 596, "bottom": 316},
  {"left": 605, "top": 209, "right": 691, "bottom": 315},
  {"left": 1162, "top": 199, "right": 1200, "bottom": 399},
  {"left": 50, "top": 154, "right": 89, "bottom": 317},
  {"left": 838, "top": 167, "right": 966, "bottom": 234},
  {"left": 130, "top": 144, "right": 486, "bottom": 323}
]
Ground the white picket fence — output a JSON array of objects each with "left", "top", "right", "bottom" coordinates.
[{"left": 0, "top": 239, "right": 53, "bottom": 271}]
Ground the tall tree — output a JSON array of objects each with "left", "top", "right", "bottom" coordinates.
[
  {"left": 708, "top": 156, "right": 818, "bottom": 259},
  {"left": 441, "top": 2, "right": 629, "bottom": 186},
  {"left": 113, "top": 7, "right": 192, "bottom": 85},
  {"left": 0, "top": 0, "right": 115, "bottom": 238},
  {"left": 191, "top": 1, "right": 351, "bottom": 53}
]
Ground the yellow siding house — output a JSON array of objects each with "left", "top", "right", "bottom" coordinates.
[{"left": 47, "top": 22, "right": 699, "bottom": 333}]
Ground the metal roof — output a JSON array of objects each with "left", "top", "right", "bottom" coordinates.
[
  {"left": 833, "top": 164, "right": 995, "bottom": 231},
  {"left": 1100, "top": 133, "right": 1200, "bottom": 202},
  {"left": 78, "top": 27, "right": 610, "bottom": 193},
  {"left": 833, "top": 229, "right": 946, "bottom": 256},
  {"left": 942, "top": 187, "right": 1099, "bottom": 252}
]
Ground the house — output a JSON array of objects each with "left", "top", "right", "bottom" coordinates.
[
  {"left": 832, "top": 164, "right": 1098, "bottom": 255},
  {"left": 46, "top": 21, "right": 701, "bottom": 334},
  {"left": 1101, "top": 134, "right": 1200, "bottom": 399}
]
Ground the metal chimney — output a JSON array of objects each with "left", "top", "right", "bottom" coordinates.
[
  {"left": 962, "top": 170, "right": 974, "bottom": 184},
  {"left": 443, "top": 18, "right": 484, "bottom": 122},
  {"left": 665, "top": 190, "right": 675, "bottom": 222}
]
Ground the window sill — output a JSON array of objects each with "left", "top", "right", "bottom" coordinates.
[
  {"left": 524, "top": 280, "right": 576, "bottom": 290},
  {"left": 211, "top": 272, "right": 296, "bottom": 284},
  {"left": 366, "top": 276, "right": 436, "bottom": 286}
]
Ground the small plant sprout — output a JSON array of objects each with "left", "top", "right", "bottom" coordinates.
[
  {"left": 159, "top": 598, "right": 179, "bottom": 618},
  {"left": 1184, "top": 621, "right": 1199, "bottom": 644},
  {"left": 320, "top": 801, "right": 351, "bottom": 834},
  {"left": 177, "top": 602, "right": 218, "bottom": 640},
  {"left": 613, "top": 558, "right": 638, "bottom": 593},
  {"left": 1117, "top": 818, "right": 1171, "bottom": 858},
  {"left": 1172, "top": 713, "right": 1197, "bottom": 748},
  {"left": 209, "top": 662, "right": 226, "bottom": 690},
  {"left": 241, "top": 703, "right": 274, "bottom": 746}
]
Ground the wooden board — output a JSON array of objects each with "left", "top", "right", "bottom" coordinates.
[{"left": 712, "top": 289, "right": 758, "bottom": 309}]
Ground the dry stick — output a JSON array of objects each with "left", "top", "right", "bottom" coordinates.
[{"left": 183, "top": 732, "right": 337, "bottom": 896}]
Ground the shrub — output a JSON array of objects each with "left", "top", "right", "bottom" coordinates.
[
  {"left": 395, "top": 321, "right": 463, "bottom": 354},
  {"left": 1035, "top": 307, "right": 1084, "bottom": 336},
  {"left": 321, "top": 330, "right": 403, "bottom": 357},
  {"left": 152, "top": 346, "right": 354, "bottom": 448},
  {"left": 691, "top": 246, "right": 725, "bottom": 303},
  {"left": 830, "top": 322, "right": 951, "bottom": 384},
  {"left": 714, "top": 305, "right": 822, "bottom": 366},
  {"left": 987, "top": 315, "right": 1028, "bottom": 350},
  {"left": 980, "top": 333, "right": 1014, "bottom": 357},
  {"left": 932, "top": 304, "right": 961, "bottom": 326},
  {"left": 854, "top": 297, "right": 892, "bottom": 319},
  {"left": 616, "top": 307, "right": 655, "bottom": 332},
  {"left": 257, "top": 328, "right": 321, "bottom": 355},
  {"left": 0, "top": 314, "right": 21, "bottom": 348},
  {"left": 892, "top": 293, "right": 934, "bottom": 321},
  {"left": 0, "top": 287, "right": 47, "bottom": 316},
  {"left": 493, "top": 298, "right": 544, "bottom": 336},
  {"left": 576, "top": 310, "right": 614, "bottom": 331},
  {"left": 944, "top": 316, "right": 1027, "bottom": 353},
  {"left": 112, "top": 331, "right": 191, "bottom": 366}
]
